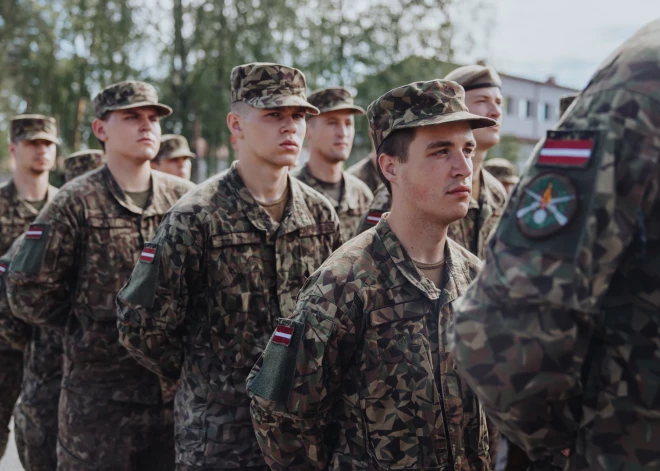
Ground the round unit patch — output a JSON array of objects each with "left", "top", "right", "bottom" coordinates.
[{"left": 515, "top": 172, "right": 578, "bottom": 239}]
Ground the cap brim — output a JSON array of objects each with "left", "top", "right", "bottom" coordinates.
[
  {"left": 160, "top": 150, "right": 196, "bottom": 160},
  {"left": 244, "top": 96, "right": 320, "bottom": 115},
  {"left": 24, "top": 132, "right": 60, "bottom": 145},
  {"left": 103, "top": 102, "right": 173, "bottom": 118},
  {"left": 315, "top": 104, "right": 366, "bottom": 115},
  {"left": 397, "top": 111, "right": 496, "bottom": 132}
]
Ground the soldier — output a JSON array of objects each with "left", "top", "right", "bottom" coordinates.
[
  {"left": 291, "top": 87, "right": 373, "bottom": 240},
  {"left": 7, "top": 81, "right": 194, "bottom": 470},
  {"left": 346, "top": 149, "right": 380, "bottom": 193},
  {"left": 452, "top": 19, "right": 660, "bottom": 470},
  {"left": 0, "top": 114, "right": 59, "bottom": 460},
  {"left": 483, "top": 158, "right": 519, "bottom": 195},
  {"left": 0, "top": 149, "right": 104, "bottom": 470},
  {"left": 358, "top": 65, "right": 507, "bottom": 260},
  {"left": 116, "top": 62, "right": 342, "bottom": 470},
  {"left": 248, "top": 79, "right": 495, "bottom": 470},
  {"left": 150, "top": 134, "right": 196, "bottom": 180}
]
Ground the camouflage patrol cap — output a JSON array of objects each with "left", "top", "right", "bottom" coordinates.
[
  {"left": 367, "top": 80, "right": 496, "bottom": 152},
  {"left": 231, "top": 62, "right": 319, "bottom": 115},
  {"left": 444, "top": 65, "right": 502, "bottom": 91},
  {"left": 307, "top": 87, "right": 365, "bottom": 115},
  {"left": 559, "top": 94, "right": 578, "bottom": 117},
  {"left": 10, "top": 114, "right": 59, "bottom": 144},
  {"left": 93, "top": 81, "right": 172, "bottom": 119},
  {"left": 64, "top": 149, "right": 104, "bottom": 182},
  {"left": 156, "top": 134, "right": 196, "bottom": 160},
  {"left": 483, "top": 158, "right": 519, "bottom": 184}
]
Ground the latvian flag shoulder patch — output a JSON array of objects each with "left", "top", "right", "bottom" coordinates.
[
  {"left": 537, "top": 131, "right": 597, "bottom": 168},
  {"left": 272, "top": 322, "right": 295, "bottom": 347},
  {"left": 0, "top": 262, "right": 7, "bottom": 274},
  {"left": 140, "top": 245, "right": 157, "bottom": 264},
  {"left": 26, "top": 224, "right": 45, "bottom": 240},
  {"left": 365, "top": 210, "right": 384, "bottom": 227}
]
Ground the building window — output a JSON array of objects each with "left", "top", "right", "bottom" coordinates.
[
  {"left": 519, "top": 99, "right": 534, "bottom": 119},
  {"left": 505, "top": 96, "right": 515, "bottom": 116},
  {"left": 538, "top": 102, "right": 552, "bottom": 121}
]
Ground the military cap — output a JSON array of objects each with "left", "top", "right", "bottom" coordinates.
[
  {"left": 231, "top": 62, "right": 319, "bottom": 115},
  {"left": 367, "top": 80, "right": 496, "bottom": 152},
  {"left": 444, "top": 65, "right": 502, "bottom": 92},
  {"left": 307, "top": 87, "right": 365, "bottom": 115},
  {"left": 559, "top": 94, "right": 578, "bottom": 117},
  {"left": 483, "top": 158, "right": 519, "bottom": 184},
  {"left": 10, "top": 114, "right": 59, "bottom": 144},
  {"left": 64, "top": 149, "right": 104, "bottom": 182},
  {"left": 93, "top": 81, "right": 172, "bottom": 119},
  {"left": 156, "top": 134, "right": 196, "bottom": 160}
]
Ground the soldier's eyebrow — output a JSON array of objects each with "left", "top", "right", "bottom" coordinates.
[{"left": 425, "top": 140, "right": 453, "bottom": 150}]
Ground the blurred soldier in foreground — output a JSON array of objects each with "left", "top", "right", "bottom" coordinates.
[
  {"left": 117, "top": 63, "right": 341, "bottom": 470},
  {"left": 291, "top": 87, "right": 373, "bottom": 240},
  {"left": 483, "top": 158, "right": 519, "bottom": 195},
  {"left": 453, "top": 19, "right": 660, "bottom": 471},
  {"left": 151, "top": 134, "right": 196, "bottom": 180},
  {"left": 0, "top": 149, "right": 103, "bottom": 470},
  {"left": 0, "top": 115, "right": 58, "bottom": 461},
  {"left": 248, "top": 79, "right": 496, "bottom": 470},
  {"left": 7, "top": 81, "right": 194, "bottom": 470}
]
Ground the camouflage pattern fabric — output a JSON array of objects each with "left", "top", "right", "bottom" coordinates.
[
  {"left": 231, "top": 62, "right": 319, "bottom": 114},
  {"left": 306, "top": 87, "right": 365, "bottom": 114},
  {"left": 94, "top": 80, "right": 172, "bottom": 118},
  {"left": 346, "top": 154, "right": 380, "bottom": 193},
  {"left": 0, "top": 179, "right": 57, "bottom": 461},
  {"left": 559, "top": 94, "right": 578, "bottom": 118},
  {"left": 358, "top": 170, "right": 506, "bottom": 259},
  {"left": 483, "top": 158, "right": 519, "bottom": 185},
  {"left": 63, "top": 149, "right": 104, "bottom": 182},
  {"left": 291, "top": 163, "right": 373, "bottom": 240},
  {"left": 367, "top": 80, "right": 495, "bottom": 152},
  {"left": 452, "top": 19, "right": 660, "bottom": 470},
  {"left": 6, "top": 166, "right": 193, "bottom": 469},
  {"left": 444, "top": 64, "right": 502, "bottom": 92},
  {"left": 247, "top": 217, "right": 489, "bottom": 470},
  {"left": 156, "top": 134, "right": 196, "bottom": 160},
  {"left": 116, "top": 161, "right": 341, "bottom": 469},
  {"left": 10, "top": 114, "right": 59, "bottom": 144}
]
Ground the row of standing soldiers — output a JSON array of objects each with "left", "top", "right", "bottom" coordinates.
[{"left": 0, "top": 18, "right": 659, "bottom": 471}]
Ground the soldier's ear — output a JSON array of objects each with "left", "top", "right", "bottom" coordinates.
[
  {"left": 379, "top": 152, "right": 397, "bottom": 184},
  {"left": 226, "top": 112, "right": 244, "bottom": 140},
  {"left": 92, "top": 118, "right": 108, "bottom": 145}
]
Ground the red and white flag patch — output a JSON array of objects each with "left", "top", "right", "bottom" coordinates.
[
  {"left": 0, "top": 262, "right": 7, "bottom": 274},
  {"left": 538, "top": 138, "right": 594, "bottom": 167},
  {"left": 25, "top": 225, "right": 44, "bottom": 240},
  {"left": 365, "top": 211, "right": 383, "bottom": 226},
  {"left": 272, "top": 324, "right": 294, "bottom": 347},
  {"left": 139, "top": 246, "right": 156, "bottom": 264}
]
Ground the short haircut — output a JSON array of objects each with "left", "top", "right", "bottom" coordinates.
[{"left": 376, "top": 127, "right": 416, "bottom": 193}]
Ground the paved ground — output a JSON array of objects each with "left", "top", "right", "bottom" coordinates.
[{"left": 0, "top": 422, "right": 21, "bottom": 471}]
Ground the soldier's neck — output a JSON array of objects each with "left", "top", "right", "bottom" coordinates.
[
  {"left": 472, "top": 149, "right": 487, "bottom": 201},
  {"left": 307, "top": 153, "right": 343, "bottom": 183},
  {"left": 236, "top": 156, "right": 288, "bottom": 204},
  {"left": 387, "top": 200, "right": 448, "bottom": 265},
  {"left": 13, "top": 169, "right": 50, "bottom": 202},
  {"left": 106, "top": 153, "right": 152, "bottom": 193}
]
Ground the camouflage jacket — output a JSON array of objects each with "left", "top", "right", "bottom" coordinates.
[
  {"left": 346, "top": 155, "right": 380, "bottom": 193},
  {"left": 452, "top": 19, "right": 660, "bottom": 470},
  {"left": 116, "top": 162, "right": 341, "bottom": 469},
  {"left": 358, "top": 169, "right": 506, "bottom": 259},
  {"left": 291, "top": 163, "right": 373, "bottom": 240},
  {"left": 7, "top": 166, "right": 193, "bottom": 404},
  {"left": 248, "top": 218, "right": 489, "bottom": 471}
]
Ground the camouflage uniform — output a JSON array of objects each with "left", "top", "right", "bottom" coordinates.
[
  {"left": 452, "top": 19, "right": 660, "bottom": 471},
  {"left": 116, "top": 63, "right": 339, "bottom": 470},
  {"left": 346, "top": 153, "right": 380, "bottom": 193},
  {"left": 63, "top": 149, "right": 104, "bottom": 183},
  {"left": 483, "top": 158, "right": 519, "bottom": 188},
  {"left": 248, "top": 80, "right": 495, "bottom": 470},
  {"left": 7, "top": 82, "right": 194, "bottom": 471},
  {"left": 0, "top": 114, "right": 59, "bottom": 461},
  {"left": 155, "top": 135, "right": 196, "bottom": 162}
]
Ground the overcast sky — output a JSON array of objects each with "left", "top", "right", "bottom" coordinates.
[{"left": 459, "top": 0, "right": 660, "bottom": 90}]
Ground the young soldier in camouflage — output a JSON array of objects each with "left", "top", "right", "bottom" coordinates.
[
  {"left": 151, "top": 134, "right": 196, "bottom": 180},
  {"left": 7, "top": 81, "right": 194, "bottom": 470},
  {"left": 0, "top": 149, "right": 104, "bottom": 471},
  {"left": 116, "top": 63, "right": 341, "bottom": 470},
  {"left": 248, "top": 79, "right": 496, "bottom": 470},
  {"left": 347, "top": 149, "right": 380, "bottom": 193},
  {"left": 452, "top": 19, "right": 660, "bottom": 471},
  {"left": 291, "top": 87, "right": 373, "bottom": 240},
  {"left": 0, "top": 114, "right": 59, "bottom": 461}
]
